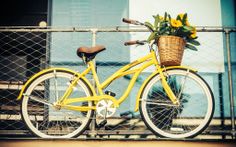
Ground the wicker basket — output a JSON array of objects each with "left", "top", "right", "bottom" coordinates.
[{"left": 157, "top": 36, "right": 186, "bottom": 66}]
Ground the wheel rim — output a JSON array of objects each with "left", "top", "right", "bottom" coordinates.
[
  {"left": 22, "top": 72, "right": 93, "bottom": 138},
  {"left": 141, "top": 70, "right": 213, "bottom": 138}
]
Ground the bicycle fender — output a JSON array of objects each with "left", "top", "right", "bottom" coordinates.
[
  {"left": 17, "top": 68, "right": 96, "bottom": 100},
  {"left": 134, "top": 66, "right": 197, "bottom": 112}
]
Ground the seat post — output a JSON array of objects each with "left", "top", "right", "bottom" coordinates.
[{"left": 88, "top": 61, "right": 103, "bottom": 95}]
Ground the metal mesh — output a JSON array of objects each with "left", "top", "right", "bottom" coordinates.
[
  {"left": 0, "top": 27, "right": 235, "bottom": 139},
  {"left": 0, "top": 30, "right": 47, "bottom": 136}
]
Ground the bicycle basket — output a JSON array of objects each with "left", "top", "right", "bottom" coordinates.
[{"left": 157, "top": 36, "right": 186, "bottom": 66}]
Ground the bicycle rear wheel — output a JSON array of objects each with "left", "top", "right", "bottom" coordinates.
[
  {"left": 21, "top": 70, "right": 94, "bottom": 138},
  {"left": 140, "top": 69, "right": 214, "bottom": 138}
]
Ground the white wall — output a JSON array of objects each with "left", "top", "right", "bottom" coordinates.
[{"left": 129, "top": 0, "right": 224, "bottom": 73}]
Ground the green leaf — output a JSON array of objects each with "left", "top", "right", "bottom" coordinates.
[
  {"left": 182, "top": 31, "right": 192, "bottom": 37},
  {"left": 183, "top": 26, "right": 194, "bottom": 31},
  {"left": 186, "top": 44, "right": 198, "bottom": 51},
  {"left": 168, "top": 14, "right": 171, "bottom": 21},
  {"left": 164, "top": 12, "right": 168, "bottom": 21},
  {"left": 176, "top": 15, "right": 181, "bottom": 21},
  {"left": 154, "top": 14, "right": 160, "bottom": 28},
  {"left": 188, "top": 39, "right": 200, "bottom": 46},
  {"left": 147, "top": 32, "right": 157, "bottom": 42},
  {"left": 159, "top": 26, "right": 169, "bottom": 35},
  {"left": 177, "top": 28, "right": 192, "bottom": 36},
  {"left": 183, "top": 13, "right": 188, "bottom": 23},
  {"left": 160, "top": 21, "right": 169, "bottom": 29},
  {"left": 145, "top": 22, "right": 155, "bottom": 31}
]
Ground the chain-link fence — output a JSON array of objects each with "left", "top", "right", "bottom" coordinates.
[{"left": 0, "top": 26, "right": 235, "bottom": 139}]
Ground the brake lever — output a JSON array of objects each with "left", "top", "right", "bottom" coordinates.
[{"left": 124, "top": 40, "right": 147, "bottom": 46}]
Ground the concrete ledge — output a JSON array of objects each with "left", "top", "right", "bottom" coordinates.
[{"left": 0, "top": 139, "right": 235, "bottom": 147}]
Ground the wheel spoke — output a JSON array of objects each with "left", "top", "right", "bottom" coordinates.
[
  {"left": 140, "top": 69, "right": 214, "bottom": 138},
  {"left": 177, "top": 70, "right": 189, "bottom": 99},
  {"left": 27, "top": 95, "right": 53, "bottom": 107},
  {"left": 21, "top": 71, "right": 94, "bottom": 138},
  {"left": 142, "top": 99, "right": 178, "bottom": 107},
  {"left": 53, "top": 70, "right": 59, "bottom": 102}
]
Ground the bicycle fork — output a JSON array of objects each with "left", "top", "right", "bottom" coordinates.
[{"left": 157, "top": 67, "right": 179, "bottom": 105}]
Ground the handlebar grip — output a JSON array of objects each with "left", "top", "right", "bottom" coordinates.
[
  {"left": 122, "top": 18, "right": 138, "bottom": 24},
  {"left": 124, "top": 40, "right": 138, "bottom": 46}
]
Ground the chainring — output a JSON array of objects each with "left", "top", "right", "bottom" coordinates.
[{"left": 96, "top": 99, "right": 116, "bottom": 118}]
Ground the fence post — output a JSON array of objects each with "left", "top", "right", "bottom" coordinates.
[
  {"left": 90, "top": 28, "right": 98, "bottom": 137},
  {"left": 91, "top": 28, "right": 98, "bottom": 47},
  {"left": 225, "top": 29, "right": 235, "bottom": 139}
]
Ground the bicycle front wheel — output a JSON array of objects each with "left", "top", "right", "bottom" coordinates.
[
  {"left": 140, "top": 69, "right": 214, "bottom": 138},
  {"left": 21, "top": 70, "right": 94, "bottom": 138}
]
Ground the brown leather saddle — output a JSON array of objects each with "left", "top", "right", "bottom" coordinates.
[{"left": 77, "top": 45, "right": 106, "bottom": 62}]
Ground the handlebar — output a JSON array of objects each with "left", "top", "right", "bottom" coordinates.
[
  {"left": 122, "top": 18, "right": 144, "bottom": 25},
  {"left": 122, "top": 18, "right": 154, "bottom": 46},
  {"left": 124, "top": 40, "right": 146, "bottom": 46},
  {"left": 122, "top": 18, "right": 154, "bottom": 32}
]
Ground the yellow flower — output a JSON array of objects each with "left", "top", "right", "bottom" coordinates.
[
  {"left": 159, "top": 16, "right": 164, "bottom": 21},
  {"left": 190, "top": 27, "right": 197, "bottom": 38},
  {"left": 178, "top": 13, "right": 188, "bottom": 20},
  {"left": 190, "top": 32, "right": 197, "bottom": 38},
  {"left": 170, "top": 19, "right": 182, "bottom": 27},
  {"left": 186, "top": 21, "right": 191, "bottom": 26},
  {"left": 178, "top": 14, "right": 184, "bottom": 19},
  {"left": 177, "top": 13, "right": 190, "bottom": 26}
]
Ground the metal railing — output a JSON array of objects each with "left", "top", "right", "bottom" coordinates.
[{"left": 0, "top": 26, "right": 235, "bottom": 139}]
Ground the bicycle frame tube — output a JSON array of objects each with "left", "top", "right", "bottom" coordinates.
[
  {"left": 58, "top": 66, "right": 92, "bottom": 103},
  {"left": 98, "top": 50, "right": 179, "bottom": 105},
  {"left": 100, "top": 51, "right": 156, "bottom": 104},
  {"left": 60, "top": 50, "right": 157, "bottom": 107},
  {"left": 60, "top": 50, "right": 179, "bottom": 111}
]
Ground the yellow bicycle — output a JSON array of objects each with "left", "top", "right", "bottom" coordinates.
[{"left": 17, "top": 19, "right": 214, "bottom": 138}]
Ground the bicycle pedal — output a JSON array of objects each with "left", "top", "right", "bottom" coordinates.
[
  {"left": 97, "top": 120, "right": 107, "bottom": 128},
  {"left": 120, "top": 111, "right": 133, "bottom": 117},
  {"left": 105, "top": 91, "right": 116, "bottom": 97}
]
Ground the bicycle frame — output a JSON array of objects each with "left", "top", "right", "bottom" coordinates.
[
  {"left": 55, "top": 49, "right": 179, "bottom": 112},
  {"left": 17, "top": 49, "right": 189, "bottom": 112}
]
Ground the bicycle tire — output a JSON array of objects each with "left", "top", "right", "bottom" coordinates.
[
  {"left": 21, "top": 69, "right": 94, "bottom": 138},
  {"left": 139, "top": 68, "right": 214, "bottom": 138}
]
